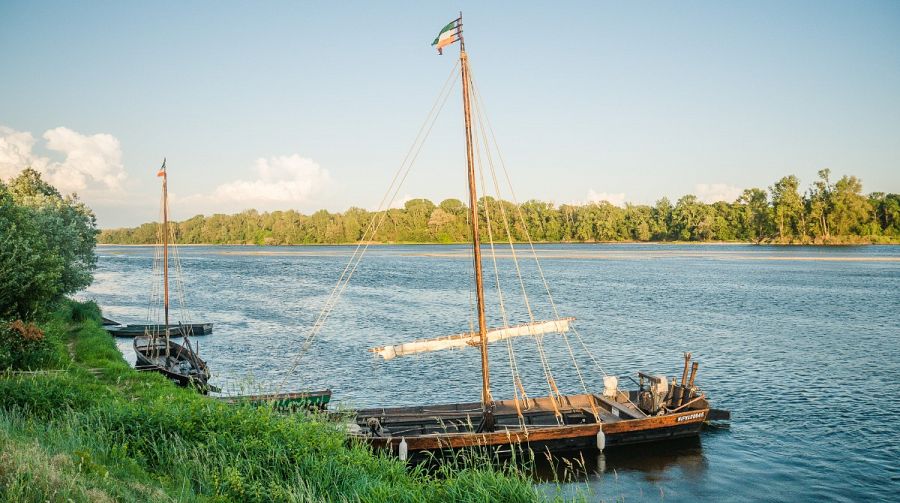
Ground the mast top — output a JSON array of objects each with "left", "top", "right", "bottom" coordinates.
[
  {"left": 431, "top": 14, "right": 463, "bottom": 55},
  {"left": 458, "top": 11, "right": 465, "bottom": 51}
]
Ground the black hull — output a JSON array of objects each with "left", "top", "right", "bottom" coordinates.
[
  {"left": 133, "top": 337, "right": 211, "bottom": 392},
  {"left": 499, "top": 421, "right": 704, "bottom": 456},
  {"left": 405, "top": 422, "right": 706, "bottom": 463},
  {"left": 107, "top": 323, "right": 213, "bottom": 338},
  {"left": 101, "top": 316, "right": 120, "bottom": 326}
]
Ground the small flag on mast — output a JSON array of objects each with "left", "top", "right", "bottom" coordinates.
[
  {"left": 431, "top": 18, "right": 461, "bottom": 55},
  {"left": 156, "top": 158, "right": 166, "bottom": 177}
]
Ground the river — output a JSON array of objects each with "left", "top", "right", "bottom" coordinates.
[{"left": 82, "top": 243, "right": 900, "bottom": 502}]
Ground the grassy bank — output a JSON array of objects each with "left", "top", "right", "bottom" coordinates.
[{"left": 0, "top": 301, "right": 543, "bottom": 502}]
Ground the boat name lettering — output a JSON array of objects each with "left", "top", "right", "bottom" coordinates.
[{"left": 676, "top": 412, "right": 704, "bottom": 422}]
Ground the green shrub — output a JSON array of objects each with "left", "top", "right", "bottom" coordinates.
[
  {"left": 0, "top": 320, "right": 55, "bottom": 370},
  {"left": 70, "top": 300, "right": 100, "bottom": 323}
]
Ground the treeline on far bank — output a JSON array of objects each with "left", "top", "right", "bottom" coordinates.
[{"left": 101, "top": 170, "right": 900, "bottom": 245}]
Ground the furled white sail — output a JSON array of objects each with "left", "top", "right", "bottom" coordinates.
[{"left": 370, "top": 317, "right": 575, "bottom": 360}]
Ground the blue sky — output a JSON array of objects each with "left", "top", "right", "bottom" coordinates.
[{"left": 1, "top": 1, "right": 898, "bottom": 227}]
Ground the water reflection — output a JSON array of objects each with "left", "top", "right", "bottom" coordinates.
[{"left": 533, "top": 437, "right": 707, "bottom": 484}]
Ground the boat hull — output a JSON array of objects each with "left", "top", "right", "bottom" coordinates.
[
  {"left": 107, "top": 323, "right": 213, "bottom": 337},
  {"left": 351, "top": 393, "right": 709, "bottom": 457},
  {"left": 101, "top": 316, "right": 120, "bottom": 326},
  {"left": 361, "top": 409, "right": 706, "bottom": 453},
  {"left": 217, "top": 390, "right": 332, "bottom": 411},
  {"left": 133, "top": 337, "right": 211, "bottom": 391}
]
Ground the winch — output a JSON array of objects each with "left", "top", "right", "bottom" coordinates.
[{"left": 637, "top": 373, "right": 669, "bottom": 415}]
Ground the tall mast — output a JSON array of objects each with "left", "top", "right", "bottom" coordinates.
[
  {"left": 161, "top": 160, "right": 170, "bottom": 344},
  {"left": 458, "top": 14, "right": 494, "bottom": 429}
]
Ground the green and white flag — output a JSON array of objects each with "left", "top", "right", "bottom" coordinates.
[{"left": 431, "top": 18, "right": 461, "bottom": 54}]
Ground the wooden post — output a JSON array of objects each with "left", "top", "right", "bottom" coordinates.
[
  {"left": 676, "top": 352, "right": 691, "bottom": 404},
  {"left": 458, "top": 14, "right": 494, "bottom": 431},
  {"left": 682, "top": 361, "right": 699, "bottom": 406}
]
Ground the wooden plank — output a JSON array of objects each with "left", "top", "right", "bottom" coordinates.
[{"left": 596, "top": 395, "right": 645, "bottom": 419}]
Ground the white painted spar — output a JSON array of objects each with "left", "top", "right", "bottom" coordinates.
[{"left": 370, "top": 317, "right": 576, "bottom": 360}]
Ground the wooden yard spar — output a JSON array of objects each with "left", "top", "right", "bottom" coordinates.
[{"left": 370, "top": 318, "right": 575, "bottom": 360}]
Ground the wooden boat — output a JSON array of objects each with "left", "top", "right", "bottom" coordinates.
[
  {"left": 216, "top": 390, "right": 332, "bottom": 411},
  {"left": 106, "top": 323, "right": 213, "bottom": 338},
  {"left": 353, "top": 365, "right": 723, "bottom": 459},
  {"left": 343, "top": 15, "right": 728, "bottom": 460},
  {"left": 101, "top": 316, "right": 120, "bottom": 326},
  {"left": 134, "top": 336, "right": 210, "bottom": 389},
  {"left": 133, "top": 159, "right": 211, "bottom": 392}
]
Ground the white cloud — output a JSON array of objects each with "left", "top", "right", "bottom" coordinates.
[
  {"left": 585, "top": 189, "right": 627, "bottom": 207},
  {"left": 181, "top": 154, "right": 332, "bottom": 213},
  {"left": 0, "top": 125, "right": 126, "bottom": 195},
  {"left": 694, "top": 183, "right": 742, "bottom": 203},
  {"left": 389, "top": 194, "right": 414, "bottom": 210},
  {"left": 0, "top": 127, "right": 42, "bottom": 176}
]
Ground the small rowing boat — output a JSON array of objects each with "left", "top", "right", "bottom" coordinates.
[
  {"left": 216, "top": 390, "right": 332, "bottom": 411},
  {"left": 106, "top": 323, "right": 213, "bottom": 338}
]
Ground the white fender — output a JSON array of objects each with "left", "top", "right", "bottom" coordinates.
[
  {"left": 399, "top": 437, "right": 408, "bottom": 461},
  {"left": 596, "top": 425, "right": 606, "bottom": 451}
]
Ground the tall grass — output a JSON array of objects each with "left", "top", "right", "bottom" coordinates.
[{"left": 0, "top": 300, "right": 550, "bottom": 502}]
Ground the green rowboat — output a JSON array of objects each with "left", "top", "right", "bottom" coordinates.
[{"left": 217, "top": 390, "right": 332, "bottom": 411}]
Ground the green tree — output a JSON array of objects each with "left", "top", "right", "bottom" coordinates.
[
  {"left": 0, "top": 182, "right": 62, "bottom": 318},
  {"left": 828, "top": 175, "right": 872, "bottom": 236},
  {"left": 736, "top": 188, "right": 772, "bottom": 243},
  {"left": 708, "top": 201, "right": 738, "bottom": 240},
  {"left": 671, "top": 195, "right": 706, "bottom": 241},
  {"left": 1, "top": 169, "right": 98, "bottom": 319},
  {"left": 624, "top": 204, "right": 652, "bottom": 241},
  {"left": 97, "top": 171, "right": 899, "bottom": 246},
  {"left": 770, "top": 175, "right": 804, "bottom": 241},
  {"left": 807, "top": 169, "right": 832, "bottom": 240},
  {"left": 8, "top": 169, "right": 98, "bottom": 298},
  {"left": 870, "top": 193, "right": 900, "bottom": 236},
  {"left": 651, "top": 198, "right": 673, "bottom": 240}
]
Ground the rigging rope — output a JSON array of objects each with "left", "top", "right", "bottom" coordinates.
[
  {"left": 276, "top": 61, "right": 461, "bottom": 393},
  {"left": 170, "top": 223, "right": 195, "bottom": 341},
  {"left": 468, "top": 70, "right": 610, "bottom": 376},
  {"left": 472, "top": 67, "right": 658, "bottom": 425},
  {"left": 469, "top": 62, "right": 605, "bottom": 420},
  {"left": 470, "top": 100, "right": 527, "bottom": 426},
  {"left": 467, "top": 70, "right": 562, "bottom": 423}
]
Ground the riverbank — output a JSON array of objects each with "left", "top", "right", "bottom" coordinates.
[{"left": 0, "top": 301, "right": 544, "bottom": 502}]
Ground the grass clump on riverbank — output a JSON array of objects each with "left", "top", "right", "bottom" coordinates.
[{"left": 0, "top": 300, "right": 541, "bottom": 502}]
